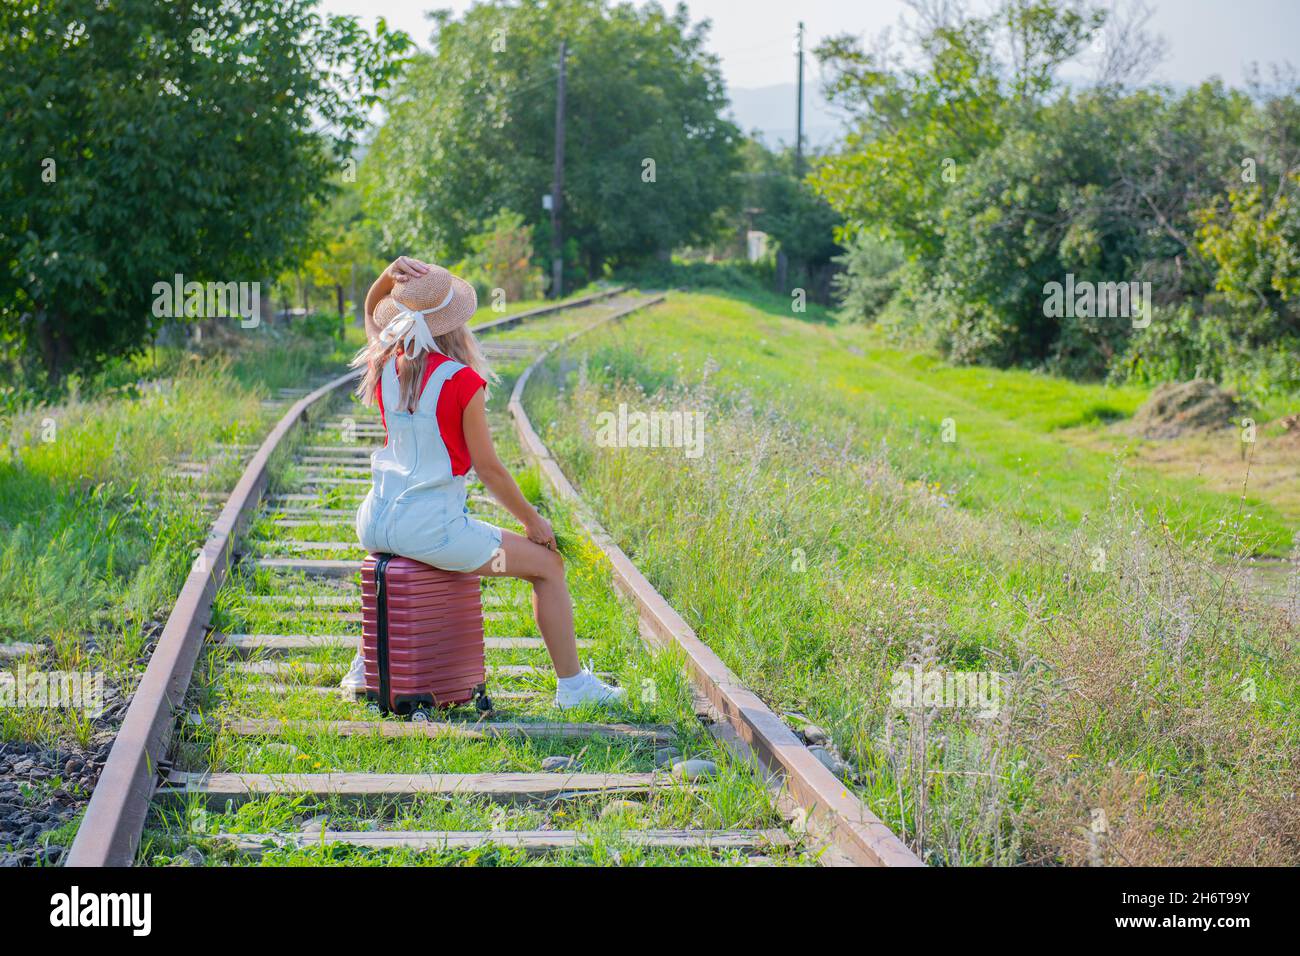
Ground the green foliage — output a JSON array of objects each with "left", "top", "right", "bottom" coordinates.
[
  {"left": 451, "top": 210, "right": 546, "bottom": 305},
  {"left": 515, "top": 464, "right": 544, "bottom": 507},
  {"left": 613, "top": 257, "right": 772, "bottom": 296},
  {"left": 1117, "top": 300, "right": 1300, "bottom": 403},
  {"left": 0, "top": 1, "right": 410, "bottom": 388},
  {"left": 1196, "top": 175, "right": 1300, "bottom": 310},
  {"left": 302, "top": 186, "right": 387, "bottom": 321},
  {"left": 811, "top": 0, "right": 1299, "bottom": 400},
  {"left": 362, "top": 0, "right": 741, "bottom": 276},
  {"left": 832, "top": 231, "right": 904, "bottom": 322},
  {"left": 0, "top": 385, "right": 231, "bottom": 646},
  {"left": 740, "top": 142, "right": 842, "bottom": 298},
  {"left": 810, "top": 0, "right": 1099, "bottom": 256},
  {"left": 1, "top": 316, "right": 352, "bottom": 745}
]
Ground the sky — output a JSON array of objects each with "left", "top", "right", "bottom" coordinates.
[
  {"left": 321, "top": 0, "right": 1300, "bottom": 144},
  {"left": 322, "top": 0, "right": 1298, "bottom": 86}
]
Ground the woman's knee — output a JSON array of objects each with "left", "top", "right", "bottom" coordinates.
[
  {"left": 530, "top": 545, "right": 565, "bottom": 584},
  {"left": 489, "top": 530, "right": 564, "bottom": 584}
]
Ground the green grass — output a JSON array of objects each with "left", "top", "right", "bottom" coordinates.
[
  {"left": 1, "top": 321, "right": 357, "bottom": 747},
  {"left": 519, "top": 289, "right": 1299, "bottom": 866},
  {"left": 142, "top": 786, "right": 799, "bottom": 866},
  {"left": 577, "top": 289, "right": 1289, "bottom": 554}
]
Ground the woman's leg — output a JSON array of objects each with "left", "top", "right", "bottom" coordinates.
[{"left": 472, "top": 529, "right": 580, "bottom": 678}]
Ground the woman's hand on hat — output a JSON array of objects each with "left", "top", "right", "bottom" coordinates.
[{"left": 387, "top": 256, "right": 430, "bottom": 284}]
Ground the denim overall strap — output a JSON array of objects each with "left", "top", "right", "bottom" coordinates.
[{"left": 415, "top": 358, "right": 465, "bottom": 414}]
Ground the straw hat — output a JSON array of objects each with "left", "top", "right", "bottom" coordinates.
[{"left": 373, "top": 265, "right": 478, "bottom": 346}]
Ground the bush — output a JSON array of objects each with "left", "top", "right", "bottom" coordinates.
[
  {"left": 451, "top": 211, "right": 546, "bottom": 306},
  {"left": 832, "top": 231, "right": 904, "bottom": 323},
  {"left": 1116, "top": 299, "right": 1300, "bottom": 405},
  {"left": 614, "top": 257, "right": 772, "bottom": 294}
]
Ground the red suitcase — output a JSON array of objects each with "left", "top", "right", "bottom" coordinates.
[{"left": 360, "top": 553, "right": 492, "bottom": 717}]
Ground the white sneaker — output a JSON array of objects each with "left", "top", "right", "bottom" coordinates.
[
  {"left": 554, "top": 667, "right": 626, "bottom": 709},
  {"left": 340, "top": 652, "right": 366, "bottom": 692}
]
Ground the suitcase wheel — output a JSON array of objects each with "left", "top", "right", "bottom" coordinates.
[{"left": 410, "top": 707, "right": 432, "bottom": 723}]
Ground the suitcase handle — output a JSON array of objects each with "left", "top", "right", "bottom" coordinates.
[{"left": 374, "top": 553, "right": 393, "bottom": 715}]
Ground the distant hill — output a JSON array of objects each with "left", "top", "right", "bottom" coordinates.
[{"left": 725, "top": 83, "right": 846, "bottom": 150}]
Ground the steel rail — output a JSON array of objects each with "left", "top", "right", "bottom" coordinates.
[
  {"left": 472, "top": 284, "right": 625, "bottom": 335},
  {"left": 507, "top": 293, "right": 923, "bottom": 867}
]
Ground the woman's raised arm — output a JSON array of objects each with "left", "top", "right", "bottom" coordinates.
[{"left": 462, "top": 391, "right": 556, "bottom": 550}]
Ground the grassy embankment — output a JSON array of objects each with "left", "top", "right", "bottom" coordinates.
[
  {"left": 0, "top": 319, "right": 358, "bottom": 748},
  {"left": 522, "top": 289, "right": 1298, "bottom": 865}
]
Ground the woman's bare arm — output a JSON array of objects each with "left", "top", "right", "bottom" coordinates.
[
  {"left": 462, "top": 390, "right": 556, "bottom": 550},
  {"left": 363, "top": 256, "right": 431, "bottom": 341}
]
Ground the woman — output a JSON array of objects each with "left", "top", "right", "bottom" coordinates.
[{"left": 339, "top": 256, "right": 624, "bottom": 709}]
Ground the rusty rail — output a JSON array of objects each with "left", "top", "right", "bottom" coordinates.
[
  {"left": 507, "top": 293, "right": 923, "bottom": 867},
  {"left": 472, "top": 284, "right": 626, "bottom": 335}
]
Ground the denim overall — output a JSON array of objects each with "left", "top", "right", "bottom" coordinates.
[{"left": 355, "top": 356, "right": 502, "bottom": 572}]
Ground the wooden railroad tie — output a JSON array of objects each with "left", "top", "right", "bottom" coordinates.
[
  {"left": 158, "top": 770, "right": 674, "bottom": 807},
  {"left": 197, "top": 716, "right": 674, "bottom": 744},
  {"left": 252, "top": 558, "right": 361, "bottom": 578},
  {"left": 211, "top": 633, "right": 581, "bottom": 654},
  {"left": 247, "top": 683, "right": 543, "bottom": 701},
  {"left": 216, "top": 828, "right": 788, "bottom": 857},
  {"left": 233, "top": 661, "right": 611, "bottom": 679},
  {"left": 238, "top": 590, "right": 522, "bottom": 607}
]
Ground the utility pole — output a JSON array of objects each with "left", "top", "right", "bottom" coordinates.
[
  {"left": 795, "top": 21, "right": 805, "bottom": 178},
  {"left": 550, "top": 39, "right": 567, "bottom": 299}
]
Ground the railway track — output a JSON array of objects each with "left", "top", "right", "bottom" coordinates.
[{"left": 65, "top": 287, "right": 918, "bottom": 868}]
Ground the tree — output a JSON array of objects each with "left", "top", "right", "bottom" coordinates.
[
  {"left": 805, "top": 0, "right": 1300, "bottom": 388},
  {"left": 362, "top": 0, "right": 741, "bottom": 278},
  {"left": 1197, "top": 176, "right": 1300, "bottom": 312},
  {"left": 303, "top": 185, "right": 385, "bottom": 331},
  {"left": 741, "top": 141, "right": 843, "bottom": 302},
  {"left": 920, "top": 86, "right": 1253, "bottom": 375},
  {"left": 1194, "top": 77, "right": 1300, "bottom": 319},
  {"left": 809, "top": 0, "right": 1104, "bottom": 260},
  {"left": 0, "top": 0, "right": 410, "bottom": 386},
  {"left": 454, "top": 210, "right": 546, "bottom": 305}
]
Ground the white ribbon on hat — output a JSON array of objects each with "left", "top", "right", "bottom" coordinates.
[{"left": 377, "top": 287, "right": 455, "bottom": 356}]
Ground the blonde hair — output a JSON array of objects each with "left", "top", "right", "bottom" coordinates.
[{"left": 351, "top": 307, "right": 495, "bottom": 412}]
